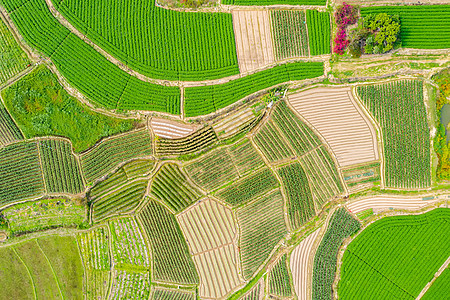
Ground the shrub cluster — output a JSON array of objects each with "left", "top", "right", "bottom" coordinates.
[{"left": 333, "top": 3, "right": 358, "bottom": 55}]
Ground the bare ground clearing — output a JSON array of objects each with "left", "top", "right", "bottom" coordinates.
[
  {"left": 288, "top": 87, "right": 379, "bottom": 167},
  {"left": 150, "top": 118, "right": 199, "bottom": 139}
]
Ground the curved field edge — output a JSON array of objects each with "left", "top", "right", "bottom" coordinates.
[{"left": 337, "top": 208, "right": 450, "bottom": 299}]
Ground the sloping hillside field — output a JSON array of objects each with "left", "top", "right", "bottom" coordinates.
[{"left": 0, "top": 0, "right": 448, "bottom": 299}]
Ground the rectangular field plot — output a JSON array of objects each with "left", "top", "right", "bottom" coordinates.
[
  {"left": 306, "top": 10, "right": 331, "bottom": 55},
  {"left": 237, "top": 190, "right": 288, "bottom": 280},
  {"left": 361, "top": 5, "right": 450, "bottom": 49},
  {"left": 109, "top": 217, "right": 150, "bottom": 267},
  {"left": 150, "top": 163, "right": 202, "bottom": 213},
  {"left": 177, "top": 199, "right": 242, "bottom": 298},
  {"left": 228, "top": 138, "right": 266, "bottom": 176},
  {"left": 277, "top": 162, "right": 315, "bottom": 230},
  {"left": 81, "top": 129, "right": 153, "bottom": 183},
  {"left": 215, "top": 167, "right": 279, "bottom": 206},
  {"left": 357, "top": 80, "right": 430, "bottom": 188},
  {"left": 271, "top": 10, "right": 309, "bottom": 59},
  {"left": 232, "top": 10, "right": 275, "bottom": 73},
  {"left": 0, "top": 18, "right": 29, "bottom": 84},
  {"left": 0, "top": 100, "right": 23, "bottom": 146},
  {"left": 288, "top": 87, "right": 379, "bottom": 167},
  {"left": 0, "top": 141, "right": 44, "bottom": 207},
  {"left": 110, "top": 270, "right": 150, "bottom": 300},
  {"left": 151, "top": 287, "right": 196, "bottom": 300},
  {"left": 139, "top": 199, "right": 199, "bottom": 285},
  {"left": 268, "top": 254, "right": 293, "bottom": 297},
  {"left": 254, "top": 119, "right": 294, "bottom": 162},
  {"left": 39, "top": 139, "right": 84, "bottom": 194}
]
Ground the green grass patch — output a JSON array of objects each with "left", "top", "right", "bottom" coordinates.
[{"left": 1, "top": 65, "right": 136, "bottom": 152}]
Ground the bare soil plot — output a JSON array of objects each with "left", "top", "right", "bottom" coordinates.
[
  {"left": 346, "top": 195, "right": 442, "bottom": 214},
  {"left": 288, "top": 87, "right": 379, "bottom": 167},
  {"left": 290, "top": 229, "right": 321, "bottom": 300},
  {"left": 150, "top": 118, "right": 199, "bottom": 139},
  {"left": 212, "top": 106, "right": 256, "bottom": 139},
  {"left": 177, "top": 199, "right": 242, "bottom": 299},
  {"left": 336, "top": 0, "right": 447, "bottom": 4},
  {"left": 232, "top": 10, "right": 275, "bottom": 74}
]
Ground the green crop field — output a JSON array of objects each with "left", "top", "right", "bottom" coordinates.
[
  {"left": 0, "top": 100, "right": 23, "bottom": 146},
  {"left": 184, "top": 62, "right": 324, "bottom": 117},
  {"left": 237, "top": 190, "right": 288, "bottom": 279},
  {"left": 150, "top": 163, "right": 202, "bottom": 213},
  {"left": 0, "top": 17, "right": 29, "bottom": 85},
  {"left": 313, "top": 208, "right": 360, "bottom": 300},
  {"left": 138, "top": 199, "right": 199, "bottom": 285},
  {"left": 268, "top": 254, "right": 293, "bottom": 297},
  {"left": 254, "top": 119, "right": 294, "bottom": 162},
  {"left": 422, "top": 267, "right": 450, "bottom": 300},
  {"left": 338, "top": 209, "right": 450, "bottom": 299},
  {"left": 271, "top": 10, "right": 309, "bottom": 59},
  {"left": 361, "top": 5, "right": 450, "bottom": 49},
  {"left": 306, "top": 10, "right": 331, "bottom": 55},
  {"left": 357, "top": 80, "right": 431, "bottom": 188},
  {"left": 54, "top": 0, "right": 239, "bottom": 81}
]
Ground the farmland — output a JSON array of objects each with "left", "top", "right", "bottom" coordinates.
[
  {"left": 0, "top": 17, "right": 29, "bottom": 84},
  {"left": 0, "top": 0, "right": 449, "bottom": 298},
  {"left": 357, "top": 80, "right": 430, "bottom": 188},
  {"left": 338, "top": 209, "right": 450, "bottom": 299},
  {"left": 313, "top": 208, "right": 360, "bottom": 300}
]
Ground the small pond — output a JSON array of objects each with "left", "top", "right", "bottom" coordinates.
[{"left": 440, "top": 104, "right": 450, "bottom": 142}]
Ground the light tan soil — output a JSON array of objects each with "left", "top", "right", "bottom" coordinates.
[
  {"left": 150, "top": 118, "right": 199, "bottom": 139},
  {"left": 290, "top": 228, "right": 321, "bottom": 300},
  {"left": 0, "top": 232, "right": 7, "bottom": 242},
  {"left": 288, "top": 87, "right": 379, "bottom": 167},
  {"left": 232, "top": 10, "right": 275, "bottom": 74},
  {"left": 177, "top": 199, "right": 242, "bottom": 298},
  {"left": 346, "top": 195, "right": 443, "bottom": 214}
]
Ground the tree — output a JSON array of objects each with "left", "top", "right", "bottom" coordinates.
[{"left": 364, "top": 13, "right": 400, "bottom": 54}]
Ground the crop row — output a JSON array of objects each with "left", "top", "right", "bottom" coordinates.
[
  {"left": 357, "top": 80, "right": 431, "bottom": 188},
  {"left": 215, "top": 168, "right": 279, "bottom": 206},
  {"left": 0, "top": 141, "right": 44, "bottom": 206},
  {"left": 271, "top": 101, "right": 321, "bottom": 156},
  {"left": 237, "top": 190, "right": 288, "bottom": 280},
  {"left": 77, "top": 227, "right": 110, "bottom": 270},
  {"left": 185, "top": 148, "right": 239, "bottom": 191},
  {"left": 0, "top": 100, "right": 23, "bottom": 146},
  {"left": 0, "top": 18, "right": 29, "bottom": 84},
  {"left": 306, "top": 10, "right": 331, "bottom": 55},
  {"left": 39, "top": 139, "right": 84, "bottom": 194},
  {"left": 339, "top": 209, "right": 450, "bottom": 298},
  {"left": 271, "top": 10, "right": 309, "bottom": 59},
  {"left": 360, "top": 5, "right": 450, "bottom": 49},
  {"left": 54, "top": 0, "right": 239, "bottom": 81},
  {"left": 254, "top": 120, "right": 294, "bottom": 163},
  {"left": 184, "top": 62, "right": 324, "bottom": 117},
  {"left": 151, "top": 287, "right": 196, "bottom": 300},
  {"left": 268, "top": 254, "right": 293, "bottom": 297},
  {"left": 150, "top": 163, "right": 201, "bottom": 213},
  {"left": 109, "top": 217, "right": 150, "bottom": 267},
  {"left": 313, "top": 208, "right": 360, "bottom": 300},
  {"left": 81, "top": 129, "right": 153, "bottom": 183},
  {"left": 4, "top": 0, "right": 181, "bottom": 113},
  {"left": 155, "top": 126, "right": 217, "bottom": 157},
  {"left": 122, "top": 159, "right": 154, "bottom": 179},
  {"left": 300, "top": 146, "right": 344, "bottom": 207},
  {"left": 138, "top": 199, "right": 199, "bottom": 285},
  {"left": 228, "top": 139, "right": 266, "bottom": 176},
  {"left": 277, "top": 162, "right": 315, "bottom": 230},
  {"left": 110, "top": 270, "right": 150, "bottom": 300}
]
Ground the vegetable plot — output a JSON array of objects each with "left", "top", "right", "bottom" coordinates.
[
  {"left": 271, "top": 10, "right": 309, "bottom": 59},
  {"left": 306, "top": 10, "right": 331, "bottom": 55}
]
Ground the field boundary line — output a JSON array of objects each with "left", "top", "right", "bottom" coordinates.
[
  {"left": 416, "top": 256, "right": 450, "bottom": 299},
  {"left": 35, "top": 239, "right": 65, "bottom": 299},
  {"left": 12, "top": 246, "right": 38, "bottom": 300}
]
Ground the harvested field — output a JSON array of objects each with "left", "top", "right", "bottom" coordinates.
[
  {"left": 288, "top": 87, "right": 379, "bottom": 167},
  {"left": 232, "top": 10, "right": 275, "bottom": 73},
  {"left": 290, "top": 229, "right": 320, "bottom": 300},
  {"left": 346, "top": 195, "right": 442, "bottom": 214},
  {"left": 177, "top": 199, "right": 242, "bottom": 298},
  {"left": 150, "top": 118, "right": 198, "bottom": 139}
]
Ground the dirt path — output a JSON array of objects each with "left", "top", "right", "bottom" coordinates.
[{"left": 416, "top": 256, "right": 450, "bottom": 299}]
